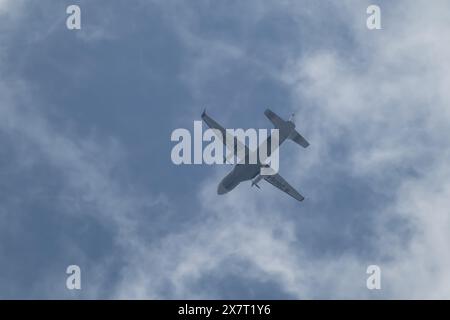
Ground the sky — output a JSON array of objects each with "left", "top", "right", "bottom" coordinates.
[{"left": 1, "top": 0, "right": 450, "bottom": 299}]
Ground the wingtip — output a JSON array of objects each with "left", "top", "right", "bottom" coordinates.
[{"left": 201, "top": 108, "right": 207, "bottom": 117}]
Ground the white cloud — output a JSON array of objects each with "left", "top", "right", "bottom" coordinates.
[
  {"left": 114, "top": 0, "right": 450, "bottom": 299},
  {"left": 2, "top": 0, "right": 450, "bottom": 299},
  {"left": 0, "top": 0, "right": 23, "bottom": 15},
  {"left": 280, "top": 0, "right": 450, "bottom": 298},
  {"left": 0, "top": 0, "right": 11, "bottom": 12}
]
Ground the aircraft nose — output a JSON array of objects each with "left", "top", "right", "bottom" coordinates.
[{"left": 217, "top": 183, "right": 228, "bottom": 195}]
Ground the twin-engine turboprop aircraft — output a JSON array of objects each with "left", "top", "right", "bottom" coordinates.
[{"left": 201, "top": 109, "right": 309, "bottom": 202}]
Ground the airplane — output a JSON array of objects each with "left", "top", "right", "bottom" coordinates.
[{"left": 201, "top": 109, "right": 309, "bottom": 202}]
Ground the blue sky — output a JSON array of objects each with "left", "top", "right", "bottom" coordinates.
[{"left": 1, "top": 0, "right": 450, "bottom": 299}]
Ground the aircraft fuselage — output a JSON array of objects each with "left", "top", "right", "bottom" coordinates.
[
  {"left": 217, "top": 163, "right": 260, "bottom": 194},
  {"left": 217, "top": 121, "right": 294, "bottom": 195}
]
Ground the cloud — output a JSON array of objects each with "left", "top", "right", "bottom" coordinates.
[
  {"left": 113, "top": 0, "right": 450, "bottom": 299},
  {"left": 2, "top": 0, "right": 450, "bottom": 299},
  {"left": 0, "top": 0, "right": 24, "bottom": 16},
  {"left": 281, "top": 0, "right": 450, "bottom": 298},
  {"left": 0, "top": 0, "right": 12, "bottom": 12},
  {"left": 0, "top": 12, "right": 166, "bottom": 297}
]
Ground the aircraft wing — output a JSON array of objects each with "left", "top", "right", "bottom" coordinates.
[
  {"left": 264, "top": 174, "right": 304, "bottom": 202},
  {"left": 264, "top": 109, "right": 285, "bottom": 128},
  {"left": 201, "top": 110, "right": 249, "bottom": 162}
]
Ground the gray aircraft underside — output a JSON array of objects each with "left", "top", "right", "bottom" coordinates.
[{"left": 201, "top": 109, "right": 309, "bottom": 202}]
